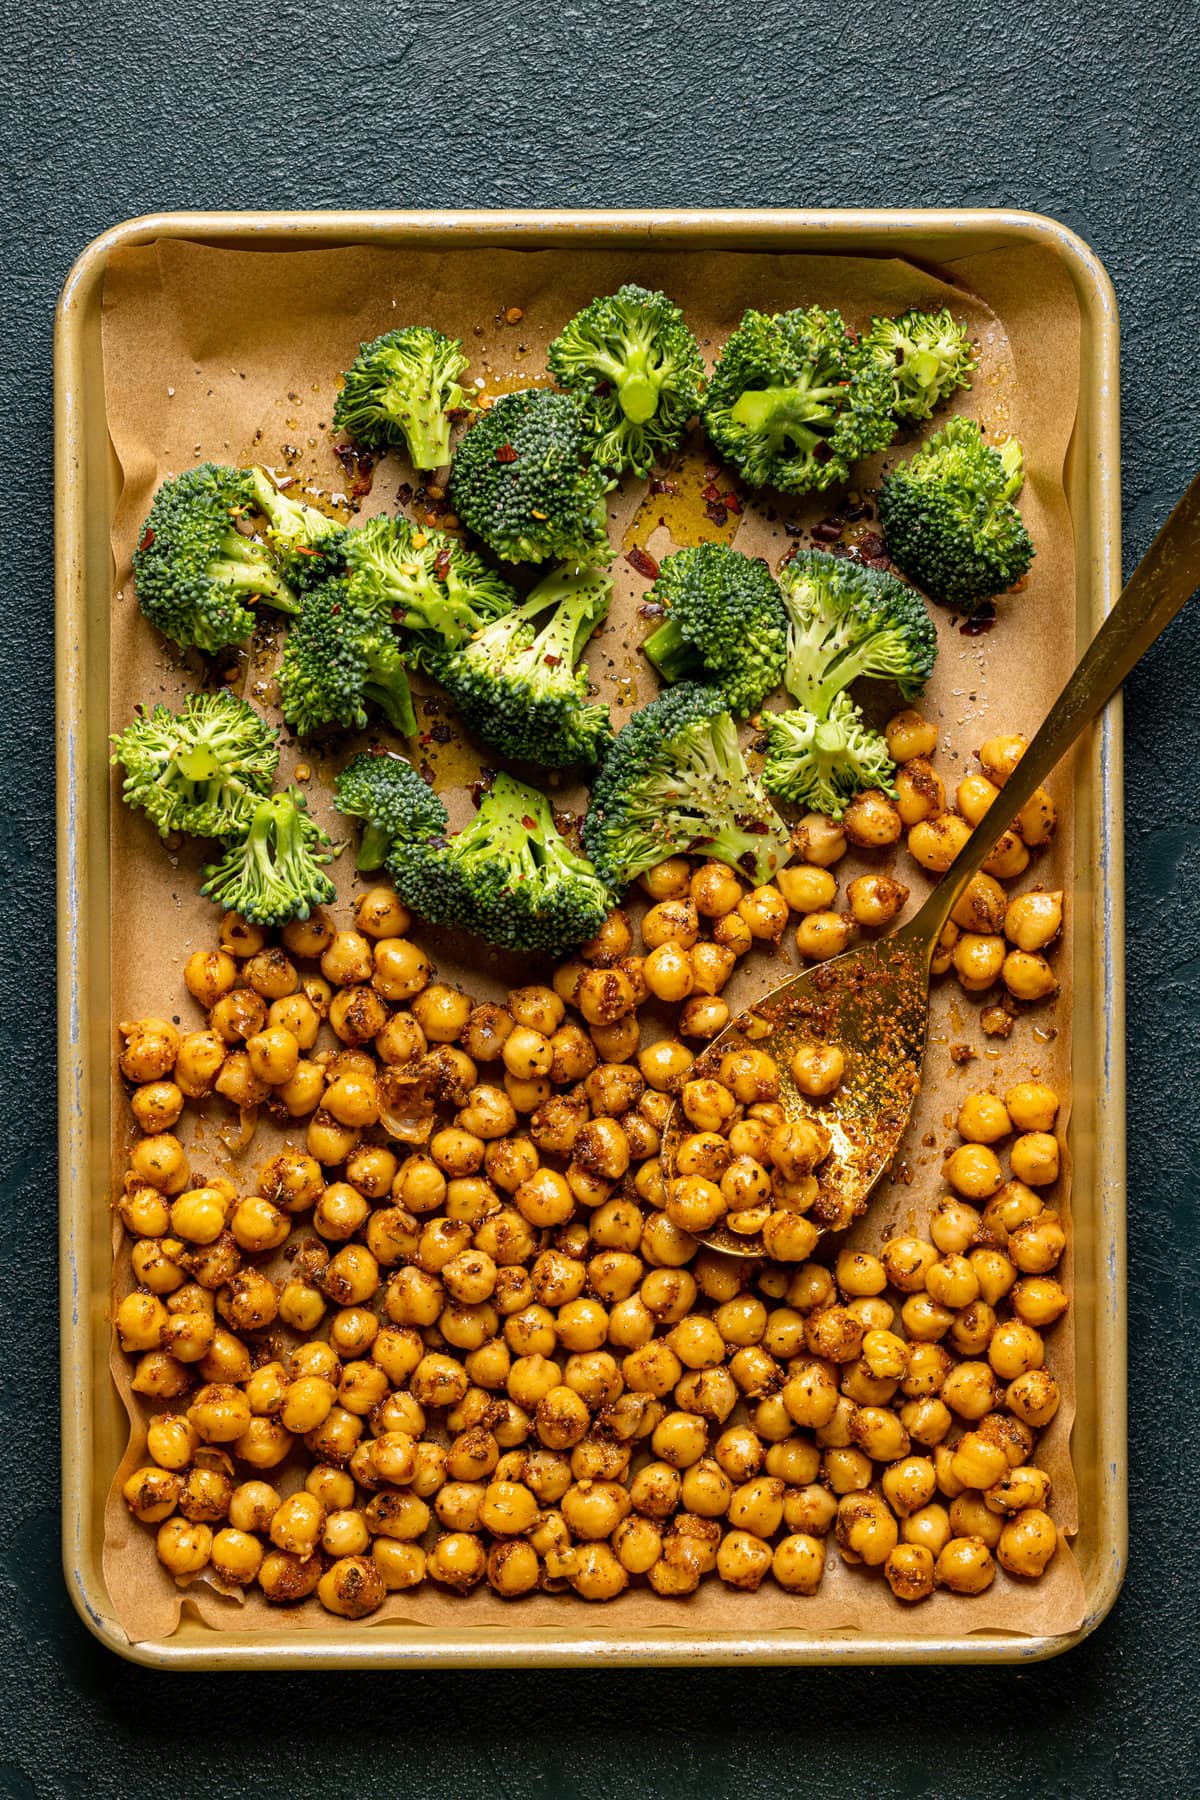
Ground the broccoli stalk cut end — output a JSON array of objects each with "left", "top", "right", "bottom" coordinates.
[{"left": 200, "top": 787, "right": 337, "bottom": 926}]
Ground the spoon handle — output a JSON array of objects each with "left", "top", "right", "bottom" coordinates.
[{"left": 906, "top": 466, "right": 1200, "bottom": 950}]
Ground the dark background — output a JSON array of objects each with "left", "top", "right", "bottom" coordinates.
[{"left": 4, "top": 3, "right": 1198, "bottom": 1794}]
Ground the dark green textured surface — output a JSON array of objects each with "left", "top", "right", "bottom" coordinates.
[{"left": 4, "top": 1, "right": 1200, "bottom": 1793}]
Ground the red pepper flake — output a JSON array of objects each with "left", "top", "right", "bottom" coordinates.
[
  {"left": 625, "top": 546, "right": 660, "bottom": 580},
  {"left": 960, "top": 601, "right": 997, "bottom": 636},
  {"left": 138, "top": 527, "right": 155, "bottom": 551},
  {"left": 722, "top": 491, "right": 742, "bottom": 514},
  {"left": 704, "top": 462, "right": 721, "bottom": 481},
  {"left": 521, "top": 815, "right": 538, "bottom": 831},
  {"left": 812, "top": 440, "right": 833, "bottom": 463},
  {"left": 701, "top": 481, "right": 721, "bottom": 502},
  {"left": 594, "top": 379, "right": 612, "bottom": 397},
  {"left": 704, "top": 500, "right": 728, "bottom": 526},
  {"left": 495, "top": 444, "right": 518, "bottom": 464},
  {"left": 433, "top": 549, "right": 452, "bottom": 580},
  {"left": 811, "top": 519, "right": 842, "bottom": 544},
  {"left": 293, "top": 543, "right": 319, "bottom": 556},
  {"left": 649, "top": 477, "right": 678, "bottom": 496},
  {"left": 543, "top": 653, "right": 563, "bottom": 667}
]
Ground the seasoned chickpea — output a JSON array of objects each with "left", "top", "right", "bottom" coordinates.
[
  {"left": 977, "top": 733, "right": 1027, "bottom": 785},
  {"left": 995, "top": 1507, "right": 1058, "bottom": 1578},
  {"left": 156, "top": 1516, "right": 212, "bottom": 1577},
  {"left": 320, "top": 929, "right": 374, "bottom": 988},
  {"left": 944, "top": 1143, "right": 1004, "bottom": 1200},
  {"left": 218, "top": 912, "right": 266, "bottom": 958},
  {"left": 835, "top": 1250, "right": 887, "bottom": 1298},
  {"left": 727, "top": 1476, "right": 785, "bottom": 1538},
  {"left": 795, "top": 910, "right": 851, "bottom": 961},
  {"left": 582, "top": 908, "right": 634, "bottom": 964},
  {"left": 956, "top": 1091, "right": 1011, "bottom": 1145},
  {"left": 1015, "top": 785, "right": 1057, "bottom": 846},
  {"left": 836, "top": 1493, "right": 898, "bottom": 1566},
  {"left": 187, "top": 1383, "right": 251, "bottom": 1445},
  {"left": 712, "top": 910, "right": 755, "bottom": 957},
  {"left": 885, "top": 709, "right": 938, "bottom": 762},
  {"left": 772, "top": 1533, "right": 826, "bottom": 1594},
  {"left": 908, "top": 812, "right": 972, "bottom": 874},
  {"left": 280, "top": 909, "right": 334, "bottom": 958},
  {"left": 1002, "top": 949, "right": 1058, "bottom": 1002},
  {"left": 350, "top": 884, "right": 408, "bottom": 938},
  {"left": 951, "top": 932, "right": 1005, "bottom": 993},
  {"left": 955, "top": 771, "right": 1000, "bottom": 829},
  {"left": 790, "top": 1041, "right": 845, "bottom": 1098},
  {"left": 1004, "top": 891, "right": 1063, "bottom": 953},
  {"left": 735, "top": 885, "right": 788, "bottom": 942},
  {"left": 577, "top": 967, "right": 637, "bottom": 1028},
  {"left": 846, "top": 874, "right": 908, "bottom": 929},
  {"left": 988, "top": 1320, "right": 1045, "bottom": 1381},
  {"left": 849, "top": 1406, "right": 909, "bottom": 1463},
  {"left": 427, "top": 1531, "right": 486, "bottom": 1592},
  {"left": 791, "top": 814, "right": 847, "bottom": 867},
  {"left": 1002, "top": 1079, "right": 1059, "bottom": 1133},
  {"left": 935, "top": 1535, "right": 995, "bottom": 1594},
  {"left": 639, "top": 859, "right": 691, "bottom": 903},
  {"left": 930, "top": 921, "right": 958, "bottom": 977},
  {"left": 982, "top": 830, "right": 1031, "bottom": 881},
  {"left": 843, "top": 789, "right": 902, "bottom": 849},
  {"left": 900, "top": 1293, "right": 954, "bottom": 1343},
  {"left": 1010, "top": 1132, "right": 1060, "bottom": 1189},
  {"left": 884, "top": 1542, "right": 935, "bottom": 1603},
  {"left": 1006, "top": 1368, "right": 1061, "bottom": 1428},
  {"left": 881, "top": 1455, "right": 937, "bottom": 1518},
  {"left": 882, "top": 1236, "right": 937, "bottom": 1292},
  {"left": 894, "top": 756, "right": 945, "bottom": 827}
]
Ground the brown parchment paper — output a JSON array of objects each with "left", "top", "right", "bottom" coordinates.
[{"left": 99, "top": 236, "right": 1085, "bottom": 1644}]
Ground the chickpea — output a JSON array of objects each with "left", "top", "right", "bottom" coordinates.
[
  {"left": 427, "top": 1532, "right": 486, "bottom": 1592},
  {"left": 836, "top": 1493, "right": 898, "bottom": 1567},
  {"left": 982, "top": 830, "right": 1031, "bottom": 881},
  {"left": 1010, "top": 1133, "right": 1060, "bottom": 1190},
  {"left": 982, "top": 1180, "right": 1043, "bottom": 1237},
  {"left": 908, "top": 812, "right": 972, "bottom": 874},
  {"left": 209, "top": 989, "right": 268, "bottom": 1047},
  {"left": 849, "top": 1406, "right": 909, "bottom": 1463},
  {"left": 728, "top": 1476, "right": 786, "bottom": 1538},
  {"left": 901, "top": 1502, "right": 952, "bottom": 1557},
  {"left": 582, "top": 908, "right": 634, "bottom": 964},
  {"left": 280, "top": 909, "right": 334, "bottom": 959},
  {"left": 795, "top": 911, "right": 851, "bottom": 962},
  {"left": 881, "top": 1236, "right": 937, "bottom": 1293},
  {"left": 735, "top": 885, "right": 789, "bottom": 942},
  {"left": 129, "top": 1133, "right": 190, "bottom": 1196},
  {"left": 1004, "top": 890, "right": 1063, "bottom": 953},
  {"left": 1006, "top": 1369, "right": 1061, "bottom": 1428},
  {"left": 884, "top": 709, "right": 937, "bottom": 762},
  {"left": 772, "top": 1533, "right": 826, "bottom": 1594},
  {"left": 884, "top": 1542, "right": 935, "bottom": 1603},
  {"left": 935, "top": 1535, "right": 995, "bottom": 1594},
  {"left": 881, "top": 1455, "right": 937, "bottom": 1518},
  {"left": 1016, "top": 785, "right": 1057, "bottom": 846},
  {"left": 712, "top": 911, "right": 754, "bottom": 956},
  {"left": 790, "top": 1041, "right": 845, "bottom": 1098},
  {"left": 951, "top": 932, "right": 1005, "bottom": 993},
  {"left": 956, "top": 1091, "right": 1011, "bottom": 1145},
  {"left": 930, "top": 921, "right": 958, "bottom": 977},
  {"left": 783, "top": 1482, "right": 839, "bottom": 1536},
  {"left": 843, "top": 789, "right": 902, "bottom": 849},
  {"left": 944, "top": 1143, "right": 1004, "bottom": 1200},
  {"left": 835, "top": 1250, "right": 887, "bottom": 1298},
  {"left": 130, "top": 1079, "right": 185, "bottom": 1135},
  {"left": 187, "top": 1383, "right": 251, "bottom": 1445},
  {"left": 893, "top": 756, "right": 945, "bottom": 827},
  {"left": 846, "top": 873, "right": 908, "bottom": 929},
  {"left": 790, "top": 815, "right": 847, "bottom": 867},
  {"left": 218, "top": 912, "right": 266, "bottom": 958},
  {"left": 1001, "top": 949, "right": 1058, "bottom": 1003},
  {"left": 230, "top": 1194, "right": 290, "bottom": 1254},
  {"left": 900, "top": 1293, "right": 953, "bottom": 1343},
  {"left": 588, "top": 1014, "right": 640, "bottom": 1063},
  {"left": 156, "top": 1516, "right": 212, "bottom": 1577},
  {"left": 373, "top": 1540, "right": 426, "bottom": 1591}
]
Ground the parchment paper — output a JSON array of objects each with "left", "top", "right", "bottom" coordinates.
[{"left": 99, "top": 237, "right": 1085, "bottom": 1643}]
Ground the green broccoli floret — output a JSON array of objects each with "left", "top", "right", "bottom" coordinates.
[
  {"left": 779, "top": 549, "right": 937, "bottom": 717},
  {"left": 449, "top": 388, "right": 612, "bottom": 565},
  {"left": 878, "top": 417, "right": 1035, "bottom": 610},
  {"left": 334, "top": 750, "right": 449, "bottom": 871},
  {"left": 861, "top": 309, "right": 976, "bottom": 422},
  {"left": 111, "top": 690, "right": 280, "bottom": 841},
  {"left": 332, "top": 327, "right": 471, "bottom": 469},
  {"left": 200, "top": 787, "right": 336, "bottom": 926},
  {"left": 546, "top": 284, "right": 704, "bottom": 477},
  {"left": 133, "top": 463, "right": 302, "bottom": 654},
  {"left": 641, "top": 544, "right": 788, "bottom": 718},
  {"left": 701, "top": 307, "right": 896, "bottom": 495},
  {"left": 386, "top": 773, "right": 611, "bottom": 957},
  {"left": 276, "top": 576, "right": 418, "bottom": 739},
  {"left": 583, "top": 682, "right": 791, "bottom": 893},
  {"left": 763, "top": 693, "right": 896, "bottom": 819},
  {"left": 343, "top": 514, "right": 516, "bottom": 649},
  {"left": 248, "top": 469, "right": 346, "bottom": 585},
  {"left": 426, "top": 559, "right": 613, "bottom": 767}
]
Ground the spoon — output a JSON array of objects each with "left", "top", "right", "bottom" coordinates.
[{"left": 666, "top": 469, "right": 1200, "bottom": 1257}]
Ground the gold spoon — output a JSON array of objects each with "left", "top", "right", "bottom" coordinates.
[{"left": 667, "top": 469, "right": 1200, "bottom": 1257}]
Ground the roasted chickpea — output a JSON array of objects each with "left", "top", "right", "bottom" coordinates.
[
  {"left": 843, "top": 789, "right": 902, "bottom": 849},
  {"left": 1005, "top": 1081, "right": 1060, "bottom": 1132},
  {"left": 790, "top": 814, "right": 847, "bottom": 867},
  {"left": 794, "top": 910, "right": 851, "bottom": 962},
  {"left": 836, "top": 1493, "right": 898, "bottom": 1567},
  {"left": 935, "top": 1534, "right": 995, "bottom": 1594},
  {"left": 846, "top": 873, "right": 909, "bottom": 929},
  {"left": 1010, "top": 1132, "right": 1060, "bottom": 1189},
  {"left": 908, "top": 812, "right": 972, "bottom": 874}
]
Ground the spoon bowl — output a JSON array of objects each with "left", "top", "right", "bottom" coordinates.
[{"left": 663, "top": 927, "right": 931, "bottom": 1257}]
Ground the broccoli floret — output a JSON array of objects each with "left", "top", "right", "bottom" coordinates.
[
  {"left": 111, "top": 690, "right": 280, "bottom": 841},
  {"left": 332, "top": 327, "right": 471, "bottom": 469},
  {"left": 248, "top": 469, "right": 346, "bottom": 585},
  {"left": 701, "top": 307, "right": 896, "bottom": 495},
  {"left": 276, "top": 576, "right": 418, "bottom": 739},
  {"left": 583, "top": 682, "right": 791, "bottom": 892},
  {"left": 343, "top": 514, "right": 516, "bottom": 649},
  {"left": 133, "top": 463, "right": 301, "bottom": 654},
  {"left": 763, "top": 693, "right": 896, "bottom": 819},
  {"left": 779, "top": 549, "right": 937, "bottom": 717},
  {"left": 200, "top": 787, "right": 336, "bottom": 926},
  {"left": 878, "top": 417, "right": 1035, "bottom": 610},
  {"left": 641, "top": 544, "right": 788, "bottom": 718},
  {"left": 386, "top": 773, "right": 611, "bottom": 956},
  {"left": 426, "top": 559, "right": 613, "bottom": 767},
  {"left": 546, "top": 284, "right": 704, "bottom": 477},
  {"left": 449, "top": 388, "right": 612, "bottom": 565},
  {"left": 862, "top": 309, "right": 976, "bottom": 422},
  {"left": 334, "top": 750, "right": 449, "bottom": 871}
]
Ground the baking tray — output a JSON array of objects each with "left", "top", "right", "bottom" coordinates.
[{"left": 55, "top": 208, "right": 1125, "bottom": 1668}]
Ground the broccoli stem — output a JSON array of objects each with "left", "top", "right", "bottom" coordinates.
[
  {"left": 393, "top": 393, "right": 453, "bottom": 471},
  {"left": 616, "top": 350, "right": 661, "bottom": 424},
  {"left": 357, "top": 822, "right": 392, "bottom": 872},
  {"left": 641, "top": 615, "right": 702, "bottom": 684},
  {"left": 730, "top": 381, "right": 843, "bottom": 450}
]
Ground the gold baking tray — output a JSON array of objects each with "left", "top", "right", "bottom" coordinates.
[{"left": 55, "top": 208, "right": 1125, "bottom": 1668}]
